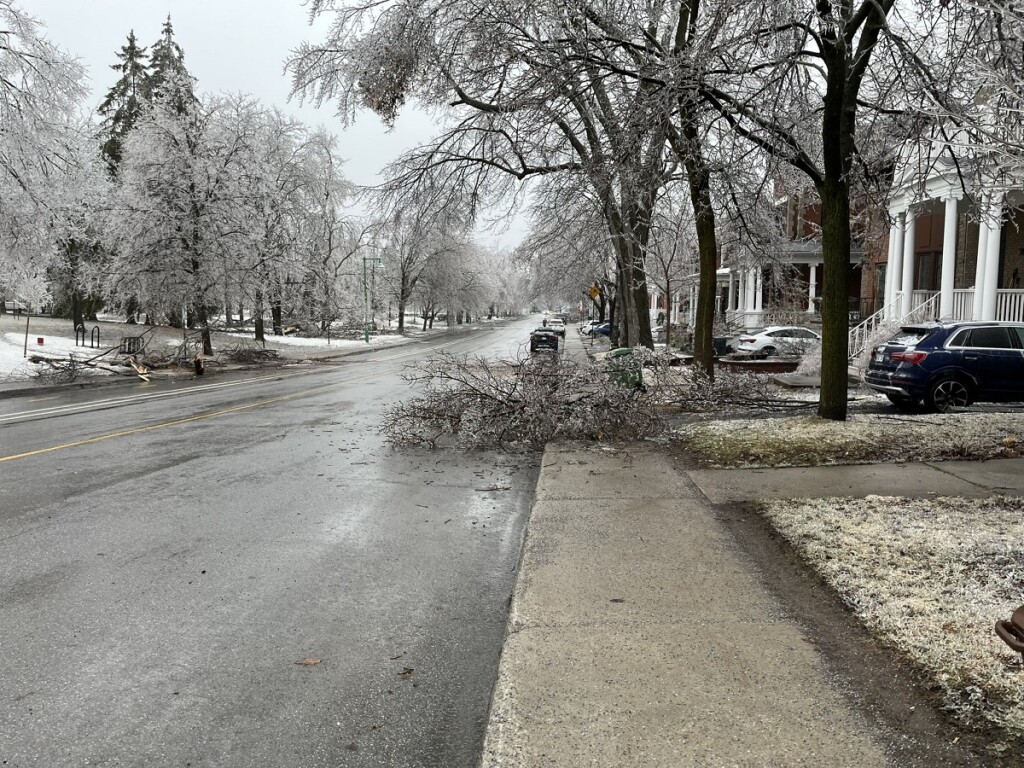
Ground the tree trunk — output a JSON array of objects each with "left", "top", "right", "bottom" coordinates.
[
  {"left": 271, "top": 302, "right": 283, "bottom": 335},
  {"left": 817, "top": 178, "right": 851, "bottom": 421},
  {"left": 254, "top": 289, "right": 265, "bottom": 343},
  {"left": 397, "top": 296, "right": 407, "bottom": 333},
  {"left": 664, "top": 275, "right": 672, "bottom": 348},
  {"left": 71, "top": 290, "right": 85, "bottom": 332},
  {"left": 680, "top": 120, "right": 718, "bottom": 379},
  {"left": 196, "top": 304, "right": 213, "bottom": 356},
  {"left": 816, "top": 28, "right": 856, "bottom": 421},
  {"left": 124, "top": 296, "right": 139, "bottom": 325}
]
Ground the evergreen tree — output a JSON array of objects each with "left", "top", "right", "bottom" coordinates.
[
  {"left": 144, "top": 15, "right": 195, "bottom": 114},
  {"left": 97, "top": 30, "right": 148, "bottom": 174}
]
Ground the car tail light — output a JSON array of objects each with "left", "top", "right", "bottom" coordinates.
[
  {"left": 892, "top": 351, "right": 928, "bottom": 364},
  {"left": 738, "top": 336, "right": 755, "bottom": 343}
]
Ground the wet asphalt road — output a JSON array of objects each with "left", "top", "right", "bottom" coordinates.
[{"left": 0, "top": 320, "right": 541, "bottom": 767}]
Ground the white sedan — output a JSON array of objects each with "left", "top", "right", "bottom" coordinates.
[{"left": 733, "top": 326, "right": 821, "bottom": 357}]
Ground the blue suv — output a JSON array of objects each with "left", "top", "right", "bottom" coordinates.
[{"left": 865, "top": 321, "right": 1024, "bottom": 412}]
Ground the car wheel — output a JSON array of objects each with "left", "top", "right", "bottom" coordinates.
[
  {"left": 762, "top": 345, "right": 777, "bottom": 357},
  {"left": 926, "top": 377, "right": 971, "bottom": 413}
]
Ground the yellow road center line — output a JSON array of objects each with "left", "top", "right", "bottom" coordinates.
[{"left": 0, "top": 392, "right": 300, "bottom": 464}]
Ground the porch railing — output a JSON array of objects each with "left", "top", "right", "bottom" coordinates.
[
  {"left": 953, "top": 289, "right": 974, "bottom": 320},
  {"left": 906, "top": 289, "right": 1024, "bottom": 321},
  {"left": 911, "top": 290, "right": 937, "bottom": 309},
  {"left": 997, "top": 290, "right": 1024, "bottom": 321}
]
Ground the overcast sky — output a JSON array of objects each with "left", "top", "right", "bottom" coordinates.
[{"left": 29, "top": 0, "right": 430, "bottom": 188}]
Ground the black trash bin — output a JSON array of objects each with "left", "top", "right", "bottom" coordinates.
[{"left": 713, "top": 337, "right": 729, "bottom": 357}]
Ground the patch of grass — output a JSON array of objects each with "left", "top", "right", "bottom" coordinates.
[{"left": 674, "top": 412, "right": 1024, "bottom": 468}]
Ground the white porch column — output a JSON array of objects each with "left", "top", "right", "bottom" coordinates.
[
  {"left": 973, "top": 197, "right": 991, "bottom": 321},
  {"left": 807, "top": 263, "right": 818, "bottom": 313},
  {"left": 899, "top": 206, "right": 917, "bottom": 319},
  {"left": 887, "top": 212, "right": 905, "bottom": 320},
  {"left": 939, "top": 194, "right": 959, "bottom": 320},
  {"left": 745, "top": 268, "right": 757, "bottom": 329},
  {"left": 727, "top": 271, "right": 736, "bottom": 312},
  {"left": 981, "top": 193, "right": 1004, "bottom": 320},
  {"left": 754, "top": 266, "right": 764, "bottom": 311}
]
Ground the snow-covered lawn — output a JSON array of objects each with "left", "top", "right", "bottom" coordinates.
[
  {"left": 0, "top": 319, "right": 415, "bottom": 382},
  {"left": 674, "top": 410, "right": 1024, "bottom": 467},
  {"left": 0, "top": 331, "right": 113, "bottom": 381},
  {"left": 760, "top": 494, "right": 1024, "bottom": 744},
  {"left": 222, "top": 330, "right": 409, "bottom": 350},
  {"left": 673, "top": 409, "right": 1024, "bottom": 746}
]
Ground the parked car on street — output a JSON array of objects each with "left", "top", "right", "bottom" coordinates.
[
  {"left": 580, "top": 320, "right": 602, "bottom": 336},
  {"left": 733, "top": 326, "right": 821, "bottom": 357},
  {"left": 865, "top": 321, "right": 1024, "bottom": 412},
  {"left": 530, "top": 327, "right": 560, "bottom": 353},
  {"left": 592, "top": 322, "right": 612, "bottom": 337},
  {"left": 546, "top": 317, "right": 566, "bottom": 337}
]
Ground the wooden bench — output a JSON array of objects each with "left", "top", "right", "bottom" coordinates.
[{"left": 995, "top": 605, "right": 1024, "bottom": 662}]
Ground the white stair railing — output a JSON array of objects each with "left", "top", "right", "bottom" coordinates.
[
  {"left": 848, "top": 296, "right": 901, "bottom": 359},
  {"left": 847, "top": 292, "right": 942, "bottom": 360}
]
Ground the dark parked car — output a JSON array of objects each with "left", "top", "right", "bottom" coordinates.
[
  {"left": 530, "top": 327, "right": 560, "bottom": 353},
  {"left": 865, "top": 321, "right": 1024, "bottom": 412}
]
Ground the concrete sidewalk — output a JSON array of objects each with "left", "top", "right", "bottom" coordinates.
[
  {"left": 480, "top": 445, "right": 891, "bottom": 766},
  {"left": 481, "top": 446, "right": 1024, "bottom": 766}
]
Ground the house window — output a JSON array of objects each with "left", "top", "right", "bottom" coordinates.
[{"left": 916, "top": 252, "right": 940, "bottom": 291}]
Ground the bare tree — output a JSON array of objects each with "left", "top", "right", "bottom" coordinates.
[
  {"left": 376, "top": 209, "right": 466, "bottom": 333},
  {"left": 288, "top": 0, "right": 668, "bottom": 348},
  {"left": 678, "top": 0, "right": 954, "bottom": 419},
  {"left": 515, "top": 175, "right": 617, "bottom": 317},
  {"left": 646, "top": 188, "right": 698, "bottom": 349}
]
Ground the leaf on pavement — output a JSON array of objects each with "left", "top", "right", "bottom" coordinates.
[
  {"left": 398, "top": 666, "right": 414, "bottom": 678},
  {"left": 295, "top": 657, "right": 322, "bottom": 666}
]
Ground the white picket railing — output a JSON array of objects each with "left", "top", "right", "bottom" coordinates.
[
  {"left": 953, "top": 290, "right": 974, "bottom": 320},
  {"left": 997, "top": 290, "right": 1024, "bottom": 321}
]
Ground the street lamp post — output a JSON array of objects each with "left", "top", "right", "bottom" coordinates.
[{"left": 363, "top": 255, "right": 384, "bottom": 343}]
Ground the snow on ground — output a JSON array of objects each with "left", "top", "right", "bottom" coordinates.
[
  {"left": 674, "top": 408, "right": 1024, "bottom": 746},
  {"left": 0, "top": 330, "right": 112, "bottom": 381},
  {"left": 761, "top": 494, "right": 1024, "bottom": 744},
  {"left": 222, "top": 331, "right": 410, "bottom": 350},
  {"left": 674, "top": 409, "right": 1024, "bottom": 467},
  {"left": 0, "top": 314, "right": 420, "bottom": 381}
]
